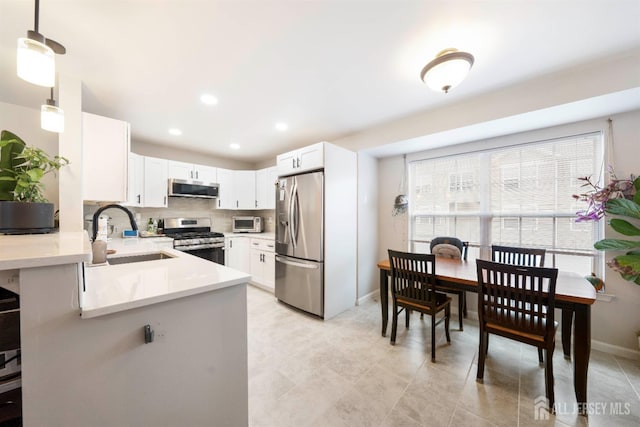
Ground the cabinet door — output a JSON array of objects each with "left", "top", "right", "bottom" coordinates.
[
  {"left": 262, "top": 251, "right": 275, "bottom": 290},
  {"left": 276, "top": 150, "right": 297, "bottom": 175},
  {"left": 123, "top": 153, "right": 144, "bottom": 207},
  {"left": 250, "top": 248, "right": 263, "bottom": 283},
  {"left": 235, "top": 170, "right": 256, "bottom": 209},
  {"left": 216, "top": 168, "right": 235, "bottom": 209},
  {"left": 143, "top": 157, "right": 168, "bottom": 207},
  {"left": 255, "top": 166, "right": 277, "bottom": 210},
  {"left": 226, "top": 237, "right": 250, "bottom": 273},
  {"left": 82, "top": 113, "right": 130, "bottom": 202},
  {"left": 297, "top": 142, "right": 324, "bottom": 172},
  {"left": 167, "top": 160, "right": 194, "bottom": 180},
  {"left": 195, "top": 165, "right": 217, "bottom": 184}
]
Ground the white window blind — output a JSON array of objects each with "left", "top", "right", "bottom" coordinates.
[{"left": 409, "top": 132, "right": 603, "bottom": 274}]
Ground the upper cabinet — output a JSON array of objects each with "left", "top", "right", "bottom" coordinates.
[
  {"left": 82, "top": 113, "right": 130, "bottom": 202},
  {"left": 143, "top": 156, "right": 168, "bottom": 207},
  {"left": 255, "top": 166, "right": 278, "bottom": 210},
  {"left": 216, "top": 169, "right": 256, "bottom": 210},
  {"left": 276, "top": 142, "right": 324, "bottom": 175},
  {"left": 122, "top": 152, "right": 144, "bottom": 207},
  {"left": 168, "top": 161, "right": 217, "bottom": 183}
]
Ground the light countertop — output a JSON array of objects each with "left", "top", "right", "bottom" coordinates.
[
  {"left": 224, "top": 232, "right": 275, "bottom": 240},
  {"left": 82, "top": 237, "right": 251, "bottom": 319},
  {"left": 0, "top": 231, "right": 92, "bottom": 271}
]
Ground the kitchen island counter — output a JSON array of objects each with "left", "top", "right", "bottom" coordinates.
[{"left": 83, "top": 237, "right": 250, "bottom": 318}]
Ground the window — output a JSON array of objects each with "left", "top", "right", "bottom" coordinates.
[{"left": 409, "top": 132, "right": 603, "bottom": 275}]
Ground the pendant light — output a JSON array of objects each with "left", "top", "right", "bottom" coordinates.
[
  {"left": 420, "top": 48, "right": 474, "bottom": 93},
  {"left": 17, "top": 0, "right": 66, "bottom": 87},
  {"left": 41, "top": 87, "right": 64, "bottom": 133}
]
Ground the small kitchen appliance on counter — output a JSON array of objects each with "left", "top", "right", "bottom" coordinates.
[
  {"left": 163, "top": 218, "right": 225, "bottom": 264},
  {"left": 232, "top": 216, "right": 264, "bottom": 233}
]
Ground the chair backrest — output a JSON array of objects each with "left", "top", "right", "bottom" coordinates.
[
  {"left": 491, "top": 245, "right": 545, "bottom": 267},
  {"left": 388, "top": 250, "right": 437, "bottom": 308},
  {"left": 430, "top": 237, "right": 469, "bottom": 260},
  {"left": 476, "top": 259, "right": 558, "bottom": 338}
]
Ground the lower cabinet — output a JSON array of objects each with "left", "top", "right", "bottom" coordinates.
[
  {"left": 225, "top": 236, "right": 251, "bottom": 273},
  {"left": 250, "top": 238, "right": 275, "bottom": 292}
]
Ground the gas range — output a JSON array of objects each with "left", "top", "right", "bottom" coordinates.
[{"left": 163, "top": 218, "right": 225, "bottom": 253}]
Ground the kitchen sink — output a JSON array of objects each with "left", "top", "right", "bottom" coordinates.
[{"left": 107, "top": 252, "right": 176, "bottom": 265}]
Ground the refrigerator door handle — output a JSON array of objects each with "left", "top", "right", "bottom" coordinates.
[
  {"left": 276, "top": 255, "right": 319, "bottom": 269},
  {"left": 288, "top": 179, "right": 297, "bottom": 248}
]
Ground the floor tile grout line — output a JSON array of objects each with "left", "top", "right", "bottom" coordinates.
[{"left": 613, "top": 355, "right": 640, "bottom": 402}]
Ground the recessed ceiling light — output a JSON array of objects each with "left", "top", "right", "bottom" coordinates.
[
  {"left": 229, "top": 143, "right": 240, "bottom": 150},
  {"left": 200, "top": 94, "right": 218, "bottom": 105},
  {"left": 275, "top": 122, "right": 288, "bottom": 132},
  {"left": 168, "top": 128, "right": 182, "bottom": 136}
]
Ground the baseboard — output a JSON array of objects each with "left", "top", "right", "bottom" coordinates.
[
  {"left": 591, "top": 339, "right": 640, "bottom": 361},
  {"left": 357, "top": 289, "right": 379, "bottom": 305}
]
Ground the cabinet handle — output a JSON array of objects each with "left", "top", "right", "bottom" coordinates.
[
  {"left": 230, "top": 240, "right": 233, "bottom": 248},
  {"left": 296, "top": 157, "right": 300, "bottom": 168},
  {"left": 292, "top": 158, "right": 295, "bottom": 169},
  {"left": 137, "top": 194, "right": 141, "bottom": 204},
  {"left": 255, "top": 200, "right": 258, "bottom": 208},
  {"left": 218, "top": 199, "right": 221, "bottom": 208},
  {"left": 144, "top": 324, "right": 154, "bottom": 344},
  {"left": 236, "top": 200, "right": 239, "bottom": 208},
  {"left": 196, "top": 171, "right": 199, "bottom": 179},
  {"left": 164, "top": 196, "right": 167, "bottom": 205}
]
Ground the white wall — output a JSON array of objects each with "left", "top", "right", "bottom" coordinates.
[
  {"left": 0, "top": 101, "right": 60, "bottom": 207},
  {"left": 356, "top": 152, "right": 378, "bottom": 300},
  {"left": 375, "top": 109, "right": 640, "bottom": 353}
]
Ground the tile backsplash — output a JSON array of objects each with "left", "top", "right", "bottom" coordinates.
[{"left": 83, "top": 197, "right": 275, "bottom": 236}]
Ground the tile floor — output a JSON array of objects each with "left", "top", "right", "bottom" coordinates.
[{"left": 247, "top": 286, "right": 640, "bottom": 427}]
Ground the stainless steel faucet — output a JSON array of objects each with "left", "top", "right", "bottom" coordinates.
[{"left": 91, "top": 204, "right": 138, "bottom": 241}]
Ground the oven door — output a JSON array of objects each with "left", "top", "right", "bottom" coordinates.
[{"left": 181, "top": 247, "right": 225, "bottom": 265}]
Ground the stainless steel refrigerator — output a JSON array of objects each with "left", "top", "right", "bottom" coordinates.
[{"left": 275, "top": 170, "right": 324, "bottom": 317}]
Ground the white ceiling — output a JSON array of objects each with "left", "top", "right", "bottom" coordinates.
[{"left": 1, "top": 0, "right": 639, "bottom": 163}]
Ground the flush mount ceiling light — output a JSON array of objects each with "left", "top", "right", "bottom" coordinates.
[
  {"left": 168, "top": 128, "right": 182, "bottom": 136},
  {"left": 41, "top": 87, "right": 64, "bottom": 133},
  {"left": 229, "top": 143, "right": 240, "bottom": 150},
  {"left": 275, "top": 122, "right": 288, "bottom": 132},
  {"left": 17, "top": 0, "right": 66, "bottom": 87},
  {"left": 200, "top": 94, "right": 218, "bottom": 105},
  {"left": 420, "top": 48, "right": 474, "bottom": 93}
]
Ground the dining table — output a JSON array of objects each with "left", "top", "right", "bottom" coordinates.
[{"left": 377, "top": 257, "right": 596, "bottom": 409}]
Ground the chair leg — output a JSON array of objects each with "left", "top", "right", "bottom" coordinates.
[
  {"left": 538, "top": 348, "right": 544, "bottom": 365},
  {"left": 390, "top": 302, "right": 399, "bottom": 345},
  {"left": 544, "top": 344, "right": 555, "bottom": 411},
  {"left": 431, "top": 313, "right": 436, "bottom": 363},
  {"left": 477, "top": 330, "right": 487, "bottom": 382},
  {"left": 445, "top": 305, "right": 451, "bottom": 343},
  {"left": 462, "top": 292, "right": 467, "bottom": 317},
  {"left": 406, "top": 308, "right": 410, "bottom": 328},
  {"left": 457, "top": 293, "right": 464, "bottom": 331}
]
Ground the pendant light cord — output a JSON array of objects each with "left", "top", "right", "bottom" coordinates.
[{"left": 34, "top": 0, "right": 40, "bottom": 32}]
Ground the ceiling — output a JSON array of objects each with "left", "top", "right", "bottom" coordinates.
[{"left": 1, "top": 1, "right": 639, "bottom": 163}]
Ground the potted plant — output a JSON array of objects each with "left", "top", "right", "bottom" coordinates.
[
  {"left": 0, "top": 130, "right": 69, "bottom": 234},
  {"left": 574, "top": 169, "right": 640, "bottom": 285}
]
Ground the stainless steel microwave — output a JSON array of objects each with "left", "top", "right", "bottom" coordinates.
[
  {"left": 168, "top": 178, "right": 219, "bottom": 199},
  {"left": 232, "top": 216, "right": 264, "bottom": 233}
]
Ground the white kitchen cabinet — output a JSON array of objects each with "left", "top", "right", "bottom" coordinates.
[
  {"left": 216, "top": 169, "right": 255, "bottom": 210},
  {"left": 235, "top": 170, "right": 256, "bottom": 209},
  {"left": 82, "top": 112, "right": 130, "bottom": 202},
  {"left": 123, "top": 152, "right": 144, "bottom": 207},
  {"left": 276, "top": 142, "right": 324, "bottom": 175},
  {"left": 250, "top": 238, "right": 275, "bottom": 292},
  {"left": 225, "top": 236, "right": 251, "bottom": 273},
  {"left": 143, "top": 156, "right": 168, "bottom": 207},
  {"left": 168, "top": 160, "right": 217, "bottom": 183},
  {"left": 255, "top": 166, "right": 278, "bottom": 210},
  {"left": 216, "top": 168, "right": 235, "bottom": 209}
]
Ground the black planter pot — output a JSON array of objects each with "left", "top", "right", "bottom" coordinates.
[{"left": 0, "top": 201, "right": 55, "bottom": 234}]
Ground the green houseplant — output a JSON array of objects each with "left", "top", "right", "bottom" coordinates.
[
  {"left": 0, "top": 130, "right": 69, "bottom": 233},
  {"left": 575, "top": 170, "right": 640, "bottom": 285}
]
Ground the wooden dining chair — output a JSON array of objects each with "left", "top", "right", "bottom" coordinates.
[
  {"left": 491, "top": 245, "right": 546, "bottom": 267},
  {"left": 388, "top": 250, "right": 451, "bottom": 362},
  {"left": 475, "top": 259, "right": 559, "bottom": 410},
  {"left": 491, "top": 244, "right": 547, "bottom": 363},
  {"left": 430, "top": 237, "right": 469, "bottom": 330}
]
